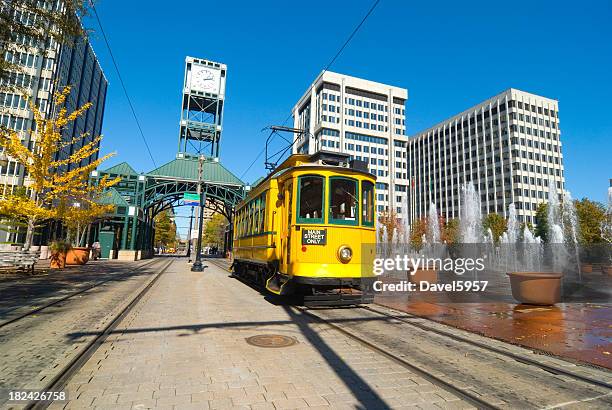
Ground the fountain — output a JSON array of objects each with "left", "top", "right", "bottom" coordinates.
[
  {"left": 507, "top": 183, "right": 569, "bottom": 305},
  {"left": 459, "top": 183, "right": 483, "bottom": 243},
  {"left": 563, "top": 190, "right": 581, "bottom": 279},
  {"left": 378, "top": 224, "right": 388, "bottom": 257},
  {"left": 502, "top": 204, "right": 520, "bottom": 271},
  {"left": 401, "top": 197, "right": 411, "bottom": 249},
  {"left": 522, "top": 225, "right": 542, "bottom": 272},
  {"left": 427, "top": 202, "right": 441, "bottom": 244},
  {"left": 506, "top": 203, "right": 519, "bottom": 244}
]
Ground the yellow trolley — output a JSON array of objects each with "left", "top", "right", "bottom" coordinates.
[{"left": 232, "top": 151, "right": 376, "bottom": 306}]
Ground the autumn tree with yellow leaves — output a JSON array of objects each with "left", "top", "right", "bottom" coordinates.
[{"left": 0, "top": 86, "right": 119, "bottom": 249}]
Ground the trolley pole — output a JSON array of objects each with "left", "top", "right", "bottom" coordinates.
[{"left": 191, "top": 155, "right": 207, "bottom": 272}]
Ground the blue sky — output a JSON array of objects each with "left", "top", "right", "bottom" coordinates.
[{"left": 86, "top": 0, "right": 611, "bottom": 235}]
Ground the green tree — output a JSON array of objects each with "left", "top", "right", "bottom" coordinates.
[
  {"left": 574, "top": 198, "right": 606, "bottom": 244},
  {"left": 409, "top": 218, "right": 427, "bottom": 250},
  {"left": 378, "top": 210, "right": 400, "bottom": 244},
  {"left": 154, "top": 211, "right": 177, "bottom": 248},
  {"left": 482, "top": 213, "right": 507, "bottom": 244},
  {"left": 442, "top": 219, "right": 460, "bottom": 244},
  {"left": 534, "top": 203, "right": 549, "bottom": 242},
  {"left": 203, "top": 213, "right": 227, "bottom": 247},
  {"left": 1, "top": 1, "right": 92, "bottom": 92}
]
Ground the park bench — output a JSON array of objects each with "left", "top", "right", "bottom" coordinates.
[{"left": 0, "top": 250, "right": 40, "bottom": 273}]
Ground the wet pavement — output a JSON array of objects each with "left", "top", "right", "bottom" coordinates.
[{"left": 375, "top": 297, "right": 612, "bottom": 369}]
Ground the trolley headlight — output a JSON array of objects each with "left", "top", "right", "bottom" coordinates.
[{"left": 337, "top": 245, "right": 353, "bottom": 263}]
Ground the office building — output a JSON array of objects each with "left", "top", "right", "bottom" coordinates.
[
  {"left": 0, "top": 13, "right": 108, "bottom": 242},
  {"left": 407, "top": 88, "right": 564, "bottom": 225},
  {"left": 292, "top": 71, "right": 408, "bottom": 217}
]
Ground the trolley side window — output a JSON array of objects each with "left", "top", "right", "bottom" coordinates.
[
  {"left": 361, "top": 180, "right": 375, "bottom": 227},
  {"left": 297, "top": 175, "right": 324, "bottom": 224},
  {"left": 329, "top": 177, "right": 358, "bottom": 226}
]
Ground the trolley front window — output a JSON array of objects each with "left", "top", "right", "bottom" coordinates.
[
  {"left": 361, "top": 180, "right": 374, "bottom": 227},
  {"left": 329, "top": 177, "right": 358, "bottom": 226},
  {"left": 297, "top": 175, "right": 324, "bottom": 224}
]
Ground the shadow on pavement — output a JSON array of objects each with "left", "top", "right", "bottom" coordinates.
[{"left": 0, "top": 259, "right": 160, "bottom": 322}]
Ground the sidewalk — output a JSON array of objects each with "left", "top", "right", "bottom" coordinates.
[{"left": 54, "top": 259, "right": 471, "bottom": 410}]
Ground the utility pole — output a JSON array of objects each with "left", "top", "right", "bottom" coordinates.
[{"left": 191, "top": 155, "right": 206, "bottom": 272}]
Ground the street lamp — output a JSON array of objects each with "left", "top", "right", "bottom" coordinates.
[
  {"left": 186, "top": 206, "right": 194, "bottom": 260},
  {"left": 191, "top": 154, "right": 207, "bottom": 272}
]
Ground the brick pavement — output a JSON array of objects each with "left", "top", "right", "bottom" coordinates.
[
  {"left": 54, "top": 259, "right": 472, "bottom": 409},
  {"left": 0, "top": 259, "right": 164, "bottom": 409}
]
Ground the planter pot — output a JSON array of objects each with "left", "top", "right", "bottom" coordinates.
[
  {"left": 602, "top": 265, "right": 612, "bottom": 275},
  {"left": 581, "top": 264, "right": 593, "bottom": 273},
  {"left": 50, "top": 251, "right": 67, "bottom": 269},
  {"left": 507, "top": 272, "right": 563, "bottom": 305},
  {"left": 66, "top": 247, "right": 90, "bottom": 265},
  {"left": 39, "top": 246, "right": 49, "bottom": 259},
  {"left": 408, "top": 268, "right": 438, "bottom": 284}
]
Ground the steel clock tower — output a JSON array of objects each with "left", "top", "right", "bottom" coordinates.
[{"left": 177, "top": 56, "right": 227, "bottom": 158}]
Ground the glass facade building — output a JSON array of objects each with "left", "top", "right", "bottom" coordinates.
[{"left": 407, "top": 88, "right": 564, "bottom": 226}]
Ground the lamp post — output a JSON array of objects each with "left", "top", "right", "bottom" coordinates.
[
  {"left": 191, "top": 155, "right": 207, "bottom": 272},
  {"left": 186, "top": 206, "right": 194, "bottom": 260}
]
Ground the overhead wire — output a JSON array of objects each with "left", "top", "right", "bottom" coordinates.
[
  {"left": 238, "top": 0, "right": 382, "bottom": 180},
  {"left": 90, "top": 3, "right": 157, "bottom": 168}
]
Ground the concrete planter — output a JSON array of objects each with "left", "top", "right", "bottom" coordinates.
[
  {"left": 408, "top": 268, "right": 438, "bottom": 284},
  {"left": 66, "top": 247, "right": 90, "bottom": 265},
  {"left": 581, "top": 264, "right": 593, "bottom": 273},
  {"left": 39, "top": 246, "right": 49, "bottom": 259},
  {"left": 507, "top": 272, "right": 563, "bottom": 305},
  {"left": 50, "top": 251, "right": 66, "bottom": 269}
]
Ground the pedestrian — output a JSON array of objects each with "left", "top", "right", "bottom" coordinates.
[{"left": 92, "top": 241, "right": 101, "bottom": 260}]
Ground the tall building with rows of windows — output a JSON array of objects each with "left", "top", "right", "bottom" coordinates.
[
  {"left": 406, "top": 88, "right": 564, "bottom": 226},
  {"left": 0, "top": 17, "right": 108, "bottom": 242},
  {"left": 292, "top": 71, "right": 408, "bottom": 217}
]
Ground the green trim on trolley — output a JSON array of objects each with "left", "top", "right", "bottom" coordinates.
[
  {"left": 296, "top": 175, "right": 325, "bottom": 225},
  {"left": 235, "top": 231, "right": 277, "bottom": 240},
  {"left": 361, "top": 180, "right": 375, "bottom": 227},
  {"left": 328, "top": 176, "right": 359, "bottom": 226}
]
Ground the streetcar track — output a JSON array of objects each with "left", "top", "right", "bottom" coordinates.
[
  {"left": 0, "top": 258, "right": 161, "bottom": 330},
  {"left": 25, "top": 258, "right": 174, "bottom": 410},
  {"left": 205, "top": 258, "right": 494, "bottom": 408},
  {"left": 296, "top": 305, "right": 498, "bottom": 409},
  {"left": 206, "top": 257, "right": 612, "bottom": 408}
]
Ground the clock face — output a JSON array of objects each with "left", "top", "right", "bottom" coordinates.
[{"left": 191, "top": 66, "right": 219, "bottom": 93}]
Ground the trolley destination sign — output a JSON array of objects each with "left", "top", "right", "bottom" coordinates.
[{"left": 302, "top": 228, "right": 327, "bottom": 245}]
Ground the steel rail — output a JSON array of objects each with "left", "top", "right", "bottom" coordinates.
[
  {"left": 25, "top": 258, "right": 174, "bottom": 410},
  {"left": 205, "top": 258, "right": 497, "bottom": 409},
  {"left": 0, "top": 258, "right": 162, "bottom": 329}
]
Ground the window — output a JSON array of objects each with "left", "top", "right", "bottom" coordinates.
[
  {"left": 329, "top": 177, "right": 358, "bottom": 225},
  {"left": 361, "top": 181, "right": 374, "bottom": 227},
  {"left": 297, "top": 175, "right": 324, "bottom": 223}
]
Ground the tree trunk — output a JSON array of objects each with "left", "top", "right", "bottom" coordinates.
[
  {"left": 23, "top": 217, "right": 35, "bottom": 251},
  {"left": 24, "top": 189, "right": 39, "bottom": 250}
]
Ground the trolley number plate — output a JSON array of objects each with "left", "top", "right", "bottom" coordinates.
[{"left": 302, "top": 229, "right": 327, "bottom": 245}]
